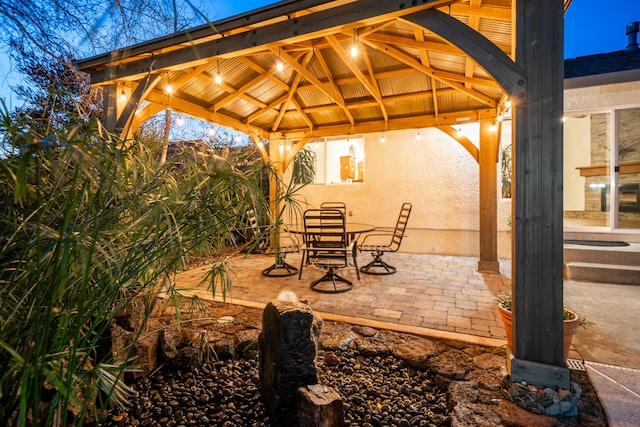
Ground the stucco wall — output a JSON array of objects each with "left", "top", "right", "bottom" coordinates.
[
  {"left": 289, "top": 127, "right": 513, "bottom": 259},
  {"left": 565, "top": 81, "right": 640, "bottom": 110}
]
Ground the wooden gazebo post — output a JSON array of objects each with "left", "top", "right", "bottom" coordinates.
[
  {"left": 478, "top": 116, "right": 500, "bottom": 273},
  {"left": 510, "top": 0, "right": 569, "bottom": 388}
]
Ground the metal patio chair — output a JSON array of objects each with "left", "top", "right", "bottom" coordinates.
[
  {"left": 299, "top": 208, "right": 355, "bottom": 293},
  {"left": 358, "top": 202, "right": 412, "bottom": 275}
]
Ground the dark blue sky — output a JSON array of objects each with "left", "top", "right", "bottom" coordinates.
[{"left": 564, "top": 0, "right": 639, "bottom": 58}]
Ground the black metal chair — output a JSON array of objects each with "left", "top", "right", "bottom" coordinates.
[
  {"left": 358, "top": 202, "right": 412, "bottom": 275},
  {"left": 320, "top": 201, "right": 346, "bottom": 217},
  {"left": 299, "top": 208, "right": 355, "bottom": 293}
]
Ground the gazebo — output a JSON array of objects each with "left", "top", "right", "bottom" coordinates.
[{"left": 76, "top": 0, "right": 573, "bottom": 388}]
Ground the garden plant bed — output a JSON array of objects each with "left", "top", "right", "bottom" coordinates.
[{"left": 101, "top": 299, "right": 607, "bottom": 427}]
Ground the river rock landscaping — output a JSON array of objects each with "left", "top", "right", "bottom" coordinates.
[{"left": 100, "top": 297, "right": 607, "bottom": 427}]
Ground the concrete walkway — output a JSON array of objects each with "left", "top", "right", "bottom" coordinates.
[{"left": 174, "top": 251, "right": 640, "bottom": 426}]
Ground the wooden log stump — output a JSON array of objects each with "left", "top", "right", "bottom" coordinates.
[
  {"left": 297, "top": 384, "right": 345, "bottom": 427},
  {"left": 259, "top": 298, "right": 323, "bottom": 426}
]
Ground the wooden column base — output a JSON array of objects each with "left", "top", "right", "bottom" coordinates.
[
  {"left": 477, "top": 260, "right": 500, "bottom": 273},
  {"left": 506, "top": 348, "right": 571, "bottom": 390}
]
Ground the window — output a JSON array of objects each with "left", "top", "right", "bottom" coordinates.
[{"left": 303, "top": 137, "right": 365, "bottom": 184}]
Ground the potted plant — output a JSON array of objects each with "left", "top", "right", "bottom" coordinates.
[{"left": 496, "top": 294, "right": 582, "bottom": 362}]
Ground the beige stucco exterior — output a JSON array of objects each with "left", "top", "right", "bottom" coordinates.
[{"left": 287, "top": 126, "right": 513, "bottom": 259}]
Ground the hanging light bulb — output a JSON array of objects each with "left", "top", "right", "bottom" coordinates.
[
  {"left": 416, "top": 130, "right": 422, "bottom": 140},
  {"left": 119, "top": 89, "right": 126, "bottom": 102},
  {"left": 208, "top": 125, "right": 216, "bottom": 136},
  {"left": 215, "top": 60, "right": 222, "bottom": 84},
  {"left": 380, "top": 133, "right": 386, "bottom": 143},
  {"left": 166, "top": 84, "right": 173, "bottom": 94},
  {"left": 350, "top": 29, "right": 358, "bottom": 58},
  {"left": 277, "top": 47, "right": 284, "bottom": 72},
  {"left": 176, "top": 115, "right": 184, "bottom": 126}
]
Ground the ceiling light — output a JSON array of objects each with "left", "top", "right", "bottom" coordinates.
[
  {"left": 166, "top": 84, "right": 173, "bottom": 94},
  {"left": 119, "top": 90, "right": 126, "bottom": 102}
]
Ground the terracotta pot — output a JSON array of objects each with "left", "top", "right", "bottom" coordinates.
[{"left": 497, "top": 305, "right": 580, "bottom": 363}]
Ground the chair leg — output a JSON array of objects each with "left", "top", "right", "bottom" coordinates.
[
  {"left": 262, "top": 255, "right": 298, "bottom": 277},
  {"left": 310, "top": 268, "right": 353, "bottom": 293},
  {"left": 359, "top": 252, "right": 397, "bottom": 275}
]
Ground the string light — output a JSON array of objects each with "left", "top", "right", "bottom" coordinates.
[
  {"left": 277, "top": 47, "right": 284, "bottom": 72},
  {"left": 350, "top": 29, "right": 358, "bottom": 58},
  {"left": 215, "top": 61, "right": 222, "bottom": 84}
]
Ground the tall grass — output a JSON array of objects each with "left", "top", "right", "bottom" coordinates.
[{"left": 0, "top": 111, "right": 264, "bottom": 425}]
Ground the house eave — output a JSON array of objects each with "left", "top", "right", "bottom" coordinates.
[{"left": 564, "top": 69, "right": 640, "bottom": 90}]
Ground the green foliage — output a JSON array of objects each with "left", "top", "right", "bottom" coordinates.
[
  {"left": 292, "top": 146, "right": 316, "bottom": 185},
  {"left": 0, "top": 107, "right": 264, "bottom": 425}
]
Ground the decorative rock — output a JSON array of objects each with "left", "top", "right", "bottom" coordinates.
[
  {"left": 429, "top": 349, "right": 474, "bottom": 380},
  {"left": 259, "top": 300, "right": 322, "bottom": 427},
  {"left": 352, "top": 325, "right": 378, "bottom": 337},
  {"left": 297, "top": 384, "right": 345, "bottom": 427},
  {"left": 322, "top": 329, "right": 357, "bottom": 350}
]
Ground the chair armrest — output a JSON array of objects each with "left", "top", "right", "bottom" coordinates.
[{"left": 358, "top": 231, "right": 394, "bottom": 246}]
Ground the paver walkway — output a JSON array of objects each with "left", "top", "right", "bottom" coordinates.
[{"left": 175, "top": 252, "right": 511, "bottom": 346}]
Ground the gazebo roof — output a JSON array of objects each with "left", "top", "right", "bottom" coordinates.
[{"left": 76, "top": 0, "right": 572, "bottom": 141}]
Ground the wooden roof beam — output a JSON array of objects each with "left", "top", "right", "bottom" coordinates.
[
  {"left": 145, "top": 89, "right": 269, "bottom": 139},
  {"left": 272, "top": 50, "right": 315, "bottom": 131},
  {"left": 402, "top": 8, "right": 526, "bottom": 102},
  {"left": 278, "top": 108, "right": 494, "bottom": 140},
  {"left": 363, "top": 39, "right": 497, "bottom": 107},
  {"left": 313, "top": 47, "right": 354, "bottom": 126}
]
